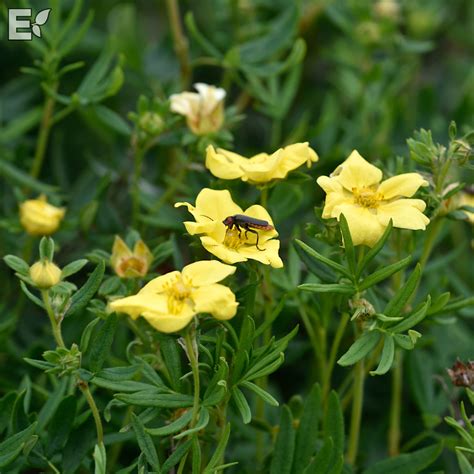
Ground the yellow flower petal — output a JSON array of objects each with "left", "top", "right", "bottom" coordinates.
[
  {"left": 338, "top": 205, "right": 386, "bottom": 247},
  {"left": 133, "top": 239, "right": 153, "bottom": 265},
  {"left": 19, "top": 196, "right": 65, "bottom": 236},
  {"left": 378, "top": 173, "right": 428, "bottom": 199},
  {"left": 275, "top": 142, "right": 319, "bottom": 176},
  {"left": 109, "top": 293, "right": 168, "bottom": 319},
  {"left": 139, "top": 271, "right": 181, "bottom": 294},
  {"left": 335, "top": 150, "right": 383, "bottom": 191},
  {"left": 317, "top": 176, "right": 353, "bottom": 218},
  {"left": 182, "top": 260, "right": 236, "bottom": 286},
  {"left": 142, "top": 309, "right": 195, "bottom": 333},
  {"left": 193, "top": 283, "right": 238, "bottom": 320},
  {"left": 200, "top": 236, "right": 248, "bottom": 264},
  {"left": 195, "top": 188, "right": 242, "bottom": 221},
  {"left": 238, "top": 239, "right": 284, "bottom": 268},
  {"left": 377, "top": 199, "right": 430, "bottom": 229},
  {"left": 205, "top": 146, "right": 246, "bottom": 180},
  {"left": 110, "top": 236, "right": 132, "bottom": 270}
]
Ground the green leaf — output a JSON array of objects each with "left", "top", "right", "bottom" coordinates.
[
  {"left": 362, "top": 443, "right": 442, "bottom": 474},
  {"left": 93, "top": 442, "right": 107, "bottom": 474},
  {"left": 384, "top": 264, "right": 421, "bottom": 317},
  {"left": 88, "top": 313, "right": 118, "bottom": 373},
  {"left": 184, "top": 12, "right": 223, "bottom": 59},
  {"left": 325, "top": 391, "right": 344, "bottom": 464},
  {"left": 39, "top": 236, "right": 55, "bottom": 261},
  {"left": 174, "top": 407, "right": 210, "bottom": 439},
  {"left": 116, "top": 391, "right": 193, "bottom": 408},
  {"left": 131, "top": 413, "right": 160, "bottom": 470},
  {"left": 339, "top": 214, "right": 356, "bottom": 276},
  {"left": 20, "top": 281, "right": 44, "bottom": 308},
  {"left": 160, "top": 439, "right": 192, "bottom": 474},
  {"left": 232, "top": 387, "right": 251, "bottom": 424},
  {"left": 299, "top": 283, "right": 355, "bottom": 294},
  {"left": 456, "top": 449, "right": 474, "bottom": 474},
  {"left": 293, "top": 238, "right": 337, "bottom": 283},
  {"left": 303, "top": 437, "right": 334, "bottom": 474},
  {"left": 292, "top": 384, "right": 321, "bottom": 474},
  {"left": 356, "top": 220, "right": 393, "bottom": 278},
  {"left": 91, "top": 105, "right": 131, "bottom": 136},
  {"left": 0, "top": 107, "right": 42, "bottom": 144},
  {"left": 294, "top": 239, "right": 352, "bottom": 278},
  {"left": 46, "top": 395, "right": 77, "bottom": 455},
  {"left": 80, "top": 317, "right": 101, "bottom": 353},
  {"left": 393, "top": 334, "right": 415, "bottom": 350},
  {"left": 0, "top": 422, "right": 37, "bottom": 468},
  {"left": 158, "top": 336, "right": 182, "bottom": 391},
  {"left": 337, "top": 331, "right": 382, "bottom": 366},
  {"left": 426, "top": 292, "right": 450, "bottom": 315},
  {"left": 37, "top": 378, "right": 68, "bottom": 431},
  {"left": 3, "top": 255, "right": 30, "bottom": 275},
  {"left": 0, "top": 160, "right": 58, "bottom": 194},
  {"left": 203, "top": 424, "right": 231, "bottom": 473},
  {"left": 388, "top": 297, "right": 431, "bottom": 333},
  {"left": 240, "top": 380, "right": 279, "bottom": 407},
  {"left": 370, "top": 334, "right": 395, "bottom": 376},
  {"left": 91, "top": 378, "right": 155, "bottom": 393},
  {"left": 67, "top": 261, "right": 105, "bottom": 317},
  {"left": 61, "top": 259, "right": 88, "bottom": 279},
  {"left": 270, "top": 406, "right": 296, "bottom": 474},
  {"left": 358, "top": 256, "right": 412, "bottom": 291},
  {"left": 147, "top": 410, "right": 192, "bottom": 436}
]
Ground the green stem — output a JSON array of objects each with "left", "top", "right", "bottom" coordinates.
[
  {"left": 79, "top": 382, "right": 104, "bottom": 444},
  {"left": 388, "top": 351, "right": 403, "bottom": 456},
  {"left": 418, "top": 217, "right": 443, "bottom": 273},
  {"left": 184, "top": 324, "right": 200, "bottom": 428},
  {"left": 41, "top": 290, "right": 65, "bottom": 348},
  {"left": 322, "top": 313, "right": 349, "bottom": 402},
  {"left": 31, "top": 90, "right": 56, "bottom": 180},
  {"left": 346, "top": 356, "right": 365, "bottom": 465},
  {"left": 132, "top": 146, "right": 145, "bottom": 229},
  {"left": 165, "top": 0, "right": 191, "bottom": 88}
]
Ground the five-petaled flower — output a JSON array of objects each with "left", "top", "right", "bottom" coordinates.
[
  {"left": 111, "top": 236, "right": 153, "bottom": 278},
  {"left": 170, "top": 83, "right": 225, "bottom": 135},
  {"left": 205, "top": 142, "right": 318, "bottom": 184},
  {"left": 317, "top": 150, "right": 430, "bottom": 247},
  {"left": 109, "top": 261, "right": 238, "bottom": 333},
  {"left": 20, "top": 194, "right": 65, "bottom": 236},
  {"left": 175, "top": 188, "right": 283, "bottom": 268}
]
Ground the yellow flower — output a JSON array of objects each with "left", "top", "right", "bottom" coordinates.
[
  {"left": 30, "top": 260, "right": 62, "bottom": 289},
  {"left": 175, "top": 188, "right": 283, "bottom": 268},
  {"left": 205, "top": 142, "right": 319, "bottom": 184},
  {"left": 170, "top": 83, "right": 225, "bottom": 135},
  {"left": 459, "top": 191, "right": 474, "bottom": 224},
  {"left": 19, "top": 195, "right": 65, "bottom": 236},
  {"left": 111, "top": 236, "right": 153, "bottom": 278},
  {"left": 317, "top": 150, "right": 430, "bottom": 247},
  {"left": 109, "top": 261, "right": 238, "bottom": 333}
]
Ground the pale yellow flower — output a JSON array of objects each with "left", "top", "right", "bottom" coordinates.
[
  {"left": 170, "top": 83, "right": 225, "bottom": 135},
  {"left": 111, "top": 236, "right": 153, "bottom": 278},
  {"left": 175, "top": 188, "right": 283, "bottom": 268},
  {"left": 317, "top": 150, "right": 430, "bottom": 247},
  {"left": 205, "top": 142, "right": 319, "bottom": 184},
  {"left": 459, "top": 191, "right": 474, "bottom": 224},
  {"left": 109, "top": 261, "right": 238, "bottom": 333},
  {"left": 20, "top": 195, "right": 65, "bottom": 236},
  {"left": 29, "top": 260, "right": 62, "bottom": 289}
]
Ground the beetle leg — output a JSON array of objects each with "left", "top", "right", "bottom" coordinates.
[{"left": 245, "top": 227, "right": 264, "bottom": 251}]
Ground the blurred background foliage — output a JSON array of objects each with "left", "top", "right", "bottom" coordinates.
[{"left": 0, "top": 0, "right": 473, "bottom": 472}]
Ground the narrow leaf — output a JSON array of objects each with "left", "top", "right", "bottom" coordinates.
[
  {"left": 337, "top": 331, "right": 381, "bottom": 366},
  {"left": 357, "top": 220, "right": 393, "bottom": 277},
  {"left": 358, "top": 256, "right": 412, "bottom": 291},
  {"left": 370, "top": 334, "right": 395, "bottom": 375},
  {"left": 232, "top": 387, "right": 251, "bottom": 424},
  {"left": 270, "top": 406, "right": 296, "bottom": 474},
  {"left": 299, "top": 283, "right": 355, "bottom": 294},
  {"left": 384, "top": 264, "right": 421, "bottom": 317},
  {"left": 131, "top": 413, "right": 160, "bottom": 470},
  {"left": 388, "top": 297, "right": 431, "bottom": 333},
  {"left": 339, "top": 214, "right": 356, "bottom": 276},
  {"left": 240, "top": 381, "right": 279, "bottom": 407}
]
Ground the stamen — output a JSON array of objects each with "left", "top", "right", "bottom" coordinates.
[
  {"left": 352, "top": 187, "right": 383, "bottom": 208},
  {"left": 164, "top": 275, "right": 192, "bottom": 314}
]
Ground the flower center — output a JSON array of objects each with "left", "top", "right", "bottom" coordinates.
[
  {"left": 118, "top": 256, "right": 147, "bottom": 276},
  {"left": 223, "top": 228, "right": 245, "bottom": 249},
  {"left": 163, "top": 276, "right": 193, "bottom": 314},
  {"left": 352, "top": 187, "right": 384, "bottom": 208}
]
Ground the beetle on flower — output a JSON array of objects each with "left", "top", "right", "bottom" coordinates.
[{"left": 175, "top": 188, "right": 283, "bottom": 268}]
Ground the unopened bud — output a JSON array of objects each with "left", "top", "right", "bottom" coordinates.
[{"left": 30, "top": 260, "right": 62, "bottom": 289}]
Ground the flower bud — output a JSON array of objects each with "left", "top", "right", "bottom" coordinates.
[
  {"left": 139, "top": 111, "right": 164, "bottom": 136},
  {"left": 30, "top": 260, "right": 62, "bottom": 289},
  {"left": 111, "top": 236, "right": 153, "bottom": 278},
  {"left": 20, "top": 195, "right": 65, "bottom": 236}
]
